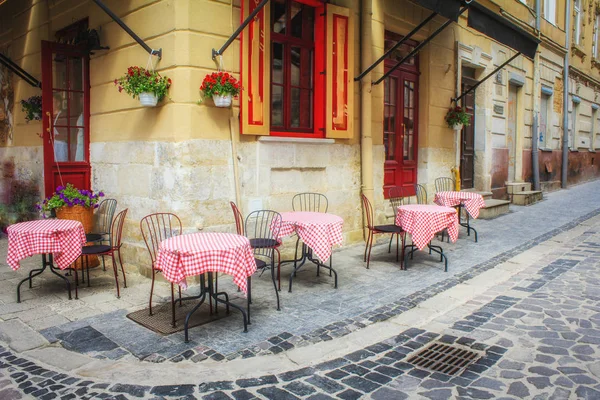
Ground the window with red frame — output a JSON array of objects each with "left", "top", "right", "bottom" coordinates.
[{"left": 271, "top": 0, "right": 316, "bottom": 133}]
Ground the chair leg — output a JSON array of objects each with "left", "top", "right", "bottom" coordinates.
[
  {"left": 171, "top": 283, "right": 176, "bottom": 328},
  {"left": 149, "top": 270, "right": 156, "bottom": 316},
  {"left": 400, "top": 233, "right": 406, "bottom": 270},
  {"left": 274, "top": 248, "right": 281, "bottom": 291},
  {"left": 102, "top": 255, "right": 106, "bottom": 271},
  {"left": 118, "top": 250, "right": 126, "bottom": 288},
  {"left": 363, "top": 232, "right": 369, "bottom": 262},
  {"left": 388, "top": 234, "right": 394, "bottom": 253},
  {"left": 86, "top": 256, "right": 91, "bottom": 288},
  {"left": 73, "top": 267, "right": 79, "bottom": 300},
  {"left": 247, "top": 276, "right": 251, "bottom": 324},
  {"left": 111, "top": 254, "right": 120, "bottom": 298},
  {"left": 396, "top": 233, "right": 399, "bottom": 262},
  {"left": 366, "top": 231, "right": 374, "bottom": 269},
  {"left": 271, "top": 255, "right": 281, "bottom": 311}
]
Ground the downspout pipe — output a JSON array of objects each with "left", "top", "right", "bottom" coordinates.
[
  {"left": 531, "top": 0, "right": 541, "bottom": 190},
  {"left": 562, "top": 0, "right": 571, "bottom": 188},
  {"left": 360, "top": 0, "right": 374, "bottom": 238}
]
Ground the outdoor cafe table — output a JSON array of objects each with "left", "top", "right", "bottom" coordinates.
[
  {"left": 6, "top": 219, "right": 87, "bottom": 302},
  {"left": 395, "top": 204, "right": 459, "bottom": 271},
  {"left": 154, "top": 232, "right": 256, "bottom": 341},
  {"left": 277, "top": 211, "right": 343, "bottom": 292},
  {"left": 434, "top": 191, "right": 485, "bottom": 242}
]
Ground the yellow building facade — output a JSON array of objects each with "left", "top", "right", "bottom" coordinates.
[{"left": 0, "top": 0, "right": 596, "bottom": 275}]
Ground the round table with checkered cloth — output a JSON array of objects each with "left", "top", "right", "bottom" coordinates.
[
  {"left": 155, "top": 232, "right": 256, "bottom": 294},
  {"left": 434, "top": 191, "right": 486, "bottom": 219},
  {"left": 6, "top": 219, "right": 87, "bottom": 271},
  {"left": 395, "top": 205, "right": 459, "bottom": 251},
  {"left": 278, "top": 212, "right": 344, "bottom": 262}
]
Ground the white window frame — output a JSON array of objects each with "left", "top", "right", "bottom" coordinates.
[
  {"left": 594, "top": 14, "right": 600, "bottom": 58},
  {"left": 570, "top": 101, "right": 579, "bottom": 150},
  {"left": 574, "top": 0, "right": 582, "bottom": 45},
  {"left": 591, "top": 108, "right": 597, "bottom": 151},
  {"left": 540, "top": 93, "right": 551, "bottom": 149},
  {"left": 544, "top": 0, "right": 557, "bottom": 25}
]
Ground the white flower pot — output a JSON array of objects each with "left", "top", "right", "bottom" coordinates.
[
  {"left": 139, "top": 92, "right": 158, "bottom": 107},
  {"left": 213, "top": 94, "right": 232, "bottom": 108},
  {"left": 452, "top": 123, "right": 464, "bottom": 132}
]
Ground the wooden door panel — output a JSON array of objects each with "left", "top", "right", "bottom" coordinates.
[{"left": 460, "top": 79, "right": 475, "bottom": 190}]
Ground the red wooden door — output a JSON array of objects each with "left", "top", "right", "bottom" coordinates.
[
  {"left": 460, "top": 79, "right": 476, "bottom": 190},
  {"left": 383, "top": 69, "right": 419, "bottom": 198},
  {"left": 41, "top": 41, "right": 91, "bottom": 197}
]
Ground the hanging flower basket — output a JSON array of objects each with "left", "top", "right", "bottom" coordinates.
[
  {"left": 114, "top": 66, "right": 171, "bottom": 107},
  {"left": 200, "top": 72, "right": 241, "bottom": 108},
  {"left": 445, "top": 106, "right": 471, "bottom": 130},
  {"left": 20, "top": 96, "right": 42, "bottom": 123},
  {"left": 139, "top": 92, "right": 158, "bottom": 107}
]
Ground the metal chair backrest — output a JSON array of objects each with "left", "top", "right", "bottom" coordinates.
[
  {"left": 94, "top": 199, "right": 117, "bottom": 235},
  {"left": 360, "top": 194, "right": 374, "bottom": 230},
  {"left": 435, "top": 177, "right": 455, "bottom": 193},
  {"left": 389, "top": 186, "right": 409, "bottom": 212},
  {"left": 414, "top": 184, "right": 427, "bottom": 204},
  {"left": 109, "top": 209, "right": 128, "bottom": 250},
  {"left": 230, "top": 201, "right": 244, "bottom": 235},
  {"left": 292, "top": 192, "right": 328, "bottom": 213},
  {"left": 140, "top": 213, "right": 182, "bottom": 268},
  {"left": 245, "top": 210, "right": 282, "bottom": 258}
]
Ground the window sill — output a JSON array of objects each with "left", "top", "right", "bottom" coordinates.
[
  {"left": 571, "top": 45, "right": 586, "bottom": 61},
  {"left": 539, "top": 147, "right": 554, "bottom": 152},
  {"left": 258, "top": 136, "right": 335, "bottom": 144}
]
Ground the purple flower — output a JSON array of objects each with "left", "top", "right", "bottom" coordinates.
[
  {"left": 94, "top": 204, "right": 99, "bottom": 209},
  {"left": 98, "top": 191, "right": 105, "bottom": 197}
]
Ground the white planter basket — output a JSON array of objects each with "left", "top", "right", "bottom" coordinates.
[
  {"left": 213, "top": 94, "right": 232, "bottom": 108},
  {"left": 139, "top": 92, "right": 158, "bottom": 107},
  {"left": 452, "top": 123, "right": 464, "bottom": 132}
]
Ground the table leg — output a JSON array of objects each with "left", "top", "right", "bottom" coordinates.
[
  {"left": 404, "top": 242, "right": 448, "bottom": 272},
  {"left": 287, "top": 243, "right": 338, "bottom": 292},
  {"left": 184, "top": 274, "right": 208, "bottom": 342},
  {"left": 207, "top": 272, "right": 248, "bottom": 333},
  {"left": 458, "top": 204, "right": 478, "bottom": 242},
  {"left": 17, "top": 254, "right": 72, "bottom": 302}
]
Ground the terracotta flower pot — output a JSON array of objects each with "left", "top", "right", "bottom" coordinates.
[{"left": 55, "top": 205, "right": 99, "bottom": 269}]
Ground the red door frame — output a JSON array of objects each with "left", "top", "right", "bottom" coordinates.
[{"left": 41, "top": 41, "right": 91, "bottom": 197}]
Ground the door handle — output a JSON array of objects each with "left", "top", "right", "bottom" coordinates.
[{"left": 46, "top": 112, "right": 52, "bottom": 143}]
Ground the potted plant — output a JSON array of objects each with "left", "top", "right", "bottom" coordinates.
[
  {"left": 115, "top": 66, "right": 171, "bottom": 107},
  {"left": 37, "top": 184, "right": 104, "bottom": 232},
  {"left": 200, "top": 72, "right": 241, "bottom": 108},
  {"left": 20, "top": 95, "right": 42, "bottom": 123},
  {"left": 445, "top": 106, "right": 471, "bottom": 131}
]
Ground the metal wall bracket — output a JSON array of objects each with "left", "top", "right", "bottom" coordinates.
[
  {"left": 0, "top": 53, "right": 41, "bottom": 88},
  {"left": 91, "top": 0, "right": 162, "bottom": 60}
]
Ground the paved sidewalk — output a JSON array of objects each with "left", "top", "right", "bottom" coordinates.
[{"left": 1, "top": 181, "right": 600, "bottom": 398}]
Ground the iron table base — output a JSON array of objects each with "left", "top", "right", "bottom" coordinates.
[
  {"left": 281, "top": 242, "right": 338, "bottom": 293},
  {"left": 184, "top": 272, "right": 248, "bottom": 342},
  {"left": 404, "top": 242, "right": 448, "bottom": 272},
  {"left": 17, "top": 254, "right": 72, "bottom": 302}
]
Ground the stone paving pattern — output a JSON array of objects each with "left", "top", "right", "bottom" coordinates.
[{"left": 2, "top": 181, "right": 600, "bottom": 398}]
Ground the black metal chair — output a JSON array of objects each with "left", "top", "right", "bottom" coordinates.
[
  {"left": 80, "top": 209, "right": 128, "bottom": 299},
  {"left": 435, "top": 177, "right": 455, "bottom": 193},
  {"left": 388, "top": 187, "right": 409, "bottom": 254},
  {"left": 415, "top": 184, "right": 427, "bottom": 204},
  {"left": 292, "top": 193, "right": 328, "bottom": 213},
  {"left": 86, "top": 199, "right": 117, "bottom": 271},
  {"left": 245, "top": 210, "right": 282, "bottom": 313},
  {"left": 361, "top": 194, "right": 405, "bottom": 269}
]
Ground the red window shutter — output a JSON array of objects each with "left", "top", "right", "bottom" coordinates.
[
  {"left": 241, "top": 0, "right": 271, "bottom": 135},
  {"left": 325, "top": 4, "right": 354, "bottom": 139}
]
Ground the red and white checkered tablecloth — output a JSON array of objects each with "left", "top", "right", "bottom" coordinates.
[
  {"left": 155, "top": 232, "right": 257, "bottom": 294},
  {"left": 6, "top": 219, "right": 86, "bottom": 271},
  {"left": 434, "top": 191, "right": 486, "bottom": 219},
  {"left": 395, "top": 205, "right": 459, "bottom": 251},
  {"left": 278, "top": 212, "right": 343, "bottom": 262}
]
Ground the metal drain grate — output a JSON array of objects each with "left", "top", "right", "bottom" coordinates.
[{"left": 407, "top": 342, "right": 481, "bottom": 376}]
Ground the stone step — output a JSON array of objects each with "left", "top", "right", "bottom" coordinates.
[
  {"left": 541, "top": 180, "right": 561, "bottom": 193},
  {"left": 461, "top": 189, "right": 493, "bottom": 200},
  {"left": 512, "top": 190, "right": 543, "bottom": 206},
  {"left": 505, "top": 182, "right": 532, "bottom": 194},
  {"left": 478, "top": 199, "right": 511, "bottom": 220}
]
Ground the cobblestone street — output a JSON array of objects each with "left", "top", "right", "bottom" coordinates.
[{"left": 3, "top": 181, "right": 600, "bottom": 399}]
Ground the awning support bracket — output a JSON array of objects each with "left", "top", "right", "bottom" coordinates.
[
  {"left": 212, "top": 0, "right": 270, "bottom": 60},
  {"left": 91, "top": 0, "right": 162, "bottom": 59},
  {"left": 373, "top": 6, "right": 469, "bottom": 86},
  {"left": 452, "top": 52, "right": 521, "bottom": 104},
  {"left": 354, "top": 11, "right": 438, "bottom": 82},
  {"left": 0, "top": 53, "right": 41, "bottom": 88}
]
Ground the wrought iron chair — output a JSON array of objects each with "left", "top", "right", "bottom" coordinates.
[
  {"left": 435, "top": 177, "right": 455, "bottom": 193},
  {"left": 292, "top": 192, "right": 328, "bottom": 213},
  {"left": 361, "top": 194, "right": 405, "bottom": 269},
  {"left": 140, "top": 212, "right": 183, "bottom": 327},
  {"left": 245, "top": 210, "right": 282, "bottom": 313},
  {"left": 388, "top": 186, "right": 409, "bottom": 254},
  {"left": 80, "top": 209, "right": 128, "bottom": 299},
  {"left": 86, "top": 198, "right": 117, "bottom": 271},
  {"left": 415, "top": 183, "right": 428, "bottom": 204},
  {"left": 230, "top": 201, "right": 244, "bottom": 235}
]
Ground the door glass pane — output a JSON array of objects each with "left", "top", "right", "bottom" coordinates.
[
  {"left": 52, "top": 54, "right": 68, "bottom": 90},
  {"left": 272, "top": 0, "right": 286, "bottom": 34},
  {"left": 290, "top": 2, "right": 303, "bottom": 38},
  {"left": 52, "top": 91, "right": 69, "bottom": 162},
  {"left": 403, "top": 80, "right": 415, "bottom": 161},
  {"left": 271, "top": 85, "right": 284, "bottom": 127},
  {"left": 272, "top": 42, "right": 284, "bottom": 84},
  {"left": 384, "top": 77, "right": 397, "bottom": 161},
  {"left": 69, "top": 127, "right": 85, "bottom": 161},
  {"left": 68, "top": 57, "right": 83, "bottom": 91}
]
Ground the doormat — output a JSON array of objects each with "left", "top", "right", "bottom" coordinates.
[{"left": 126, "top": 300, "right": 229, "bottom": 335}]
